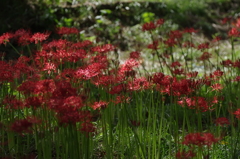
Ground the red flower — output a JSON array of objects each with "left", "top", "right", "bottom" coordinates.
[
  {"left": 211, "top": 83, "right": 223, "bottom": 92},
  {"left": 197, "top": 43, "right": 209, "bottom": 50},
  {"left": 172, "top": 68, "right": 185, "bottom": 75},
  {"left": 156, "top": 19, "right": 165, "bottom": 26},
  {"left": 91, "top": 44, "right": 115, "bottom": 53},
  {"left": 10, "top": 116, "right": 41, "bottom": 134},
  {"left": 91, "top": 101, "right": 108, "bottom": 110},
  {"left": 186, "top": 72, "right": 198, "bottom": 78},
  {"left": 127, "top": 77, "right": 150, "bottom": 91},
  {"left": 198, "top": 52, "right": 211, "bottom": 61},
  {"left": 3, "top": 95, "right": 24, "bottom": 109},
  {"left": 178, "top": 96, "right": 212, "bottom": 112},
  {"left": 113, "top": 95, "right": 131, "bottom": 104},
  {"left": 164, "top": 38, "right": 177, "bottom": 47},
  {"left": 221, "top": 59, "right": 233, "bottom": 67},
  {"left": 184, "top": 28, "right": 198, "bottom": 34},
  {"left": 71, "top": 40, "right": 93, "bottom": 48},
  {"left": 130, "top": 51, "right": 141, "bottom": 59},
  {"left": 63, "top": 96, "right": 84, "bottom": 110},
  {"left": 182, "top": 132, "right": 219, "bottom": 147},
  {"left": 228, "top": 28, "right": 239, "bottom": 37},
  {"left": 152, "top": 72, "right": 165, "bottom": 84},
  {"left": 235, "top": 18, "right": 240, "bottom": 28},
  {"left": 221, "top": 17, "right": 231, "bottom": 24},
  {"left": 142, "top": 21, "right": 156, "bottom": 31},
  {"left": 169, "top": 30, "right": 183, "bottom": 39},
  {"left": 31, "top": 32, "right": 50, "bottom": 44},
  {"left": 212, "top": 36, "right": 222, "bottom": 42},
  {"left": 233, "top": 109, "right": 240, "bottom": 119},
  {"left": 24, "top": 96, "right": 43, "bottom": 109},
  {"left": 147, "top": 40, "right": 159, "bottom": 50},
  {"left": 170, "top": 61, "right": 181, "bottom": 68},
  {"left": 234, "top": 76, "right": 240, "bottom": 82},
  {"left": 109, "top": 84, "right": 127, "bottom": 95},
  {"left": 215, "top": 117, "right": 230, "bottom": 126},
  {"left": 15, "top": 29, "right": 32, "bottom": 46},
  {"left": 213, "top": 70, "right": 224, "bottom": 77},
  {"left": 0, "top": 32, "right": 14, "bottom": 45}
]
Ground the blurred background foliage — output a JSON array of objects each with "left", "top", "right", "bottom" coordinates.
[{"left": 0, "top": 0, "right": 239, "bottom": 57}]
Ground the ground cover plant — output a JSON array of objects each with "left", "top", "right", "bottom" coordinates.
[{"left": 0, "top": 15, "right": 240, "bottom": 159}]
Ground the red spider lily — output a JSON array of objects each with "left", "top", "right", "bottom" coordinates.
[
  {"left": 10, "top": 116, "right": 41, "bottom": 134},
  {"left": 42, "top": 62, "right": 57, "bottom": 74},
  {"left": 3, "top": 95, "right": 24, "bottom": 109},
  {"left": 14, "top": 29, "right": 32, "bottom": 46},
  {"left": 17, "top": 80, "right": 38, "bottom": 95},
  {"left": 186, "top": 72, "right": 198, "bottom": 78},
  {"left": 152, "top": 72, "right": 165, "bottom": 85},
  {"left": 142, "top": 21, "right": 156, "bottom": 31},
  {"left": 130, "top": 51, "right": 141, "bottom": 59},
  {"left": 211, "top": 83, "right": 223, "bottom": 92},
  {"left": 74, "top": 62, "right": 106, "bottom": 80},
  {"left": 198, "top": 52, "right": 211, "bottom": 61},
  {"left": 67, "top": 49, "right": 87, "bottom": 62},
  {"left": 233, "top": 60, "right": 240, "bottom": 68},
  {"left": 71, "top": 40, "right": 93, "bottom": 48},
  {"left": 221, "top": 17, "right": 231, "bottom": 24},
  {"left": 147, "top": 40, "right": 159, "bottom": 50},
  {"left": 235, "top": 18, "right": 240, "bottom": 28},
  {"left": 169, "top": 30, "right": 183, "bottom": 39},
  {"left": 197, "top": 42, "right": 209, "bottom": 50},
  {"left": 24, "top": 96, "right": 43, "bottom": 109},
  {"left": 91, "top": 75, "right": 115, "bottom": 87},
  {"left": 183, "top": 28, "right": 198, "bottom": 34},
  {"left": 0, "top": 32, "right": 14, "bottom": 45},
  {"left": 233, "top": 109, "right": 240, "bottom": 119},
  {"left": 213, "top": 70, "right": 224, "bottom": 77},
  {"left": 221, "top": 59, "right": 233, "bottom": 67},
  {"left": 90, "top": 55, "right": 108, "bottom": 64},
  {"left": 127, "top": 77, "right": 151, "bottom": 91},
  {"left": 182, "top": 132, "right": 219, "bottom": 147},
  {"left": 44, "top": 39, "right": 70, "bottom": 50},
  {"left": 170, "top": 61, "right": 181, "bottom": 68},
  {"left": 91, "top": 101, "right": 108, "bottom": 110},
  {"left": 62, "top": 96, "right": 84, "bottom": 110},
  {"left": 109, "top": 83, "right": 127, "bottom": 95},
  {"left": 113, "top": 95, "right": 131, "bottom": 104},
  {"left": 164, "top": 38, "right": 177, "bottom": 47},
  {"left": 178, "top": 96, "right": 214, "bottom": 112},
  {"left": 91, "top": 44, "right": 115, "bottom": 54},
  {"left": 156, "top": 18, "right": 165, "bottom": 26},
  {"left": 228, "top": 28, "right": 239, "bottom": 37},
  {"left": 56, "top": 27, "right": 79, "bottom": 35},
  {"left": 34, "top": 79, "right": 56, "bottom": 95},
  {"left": 172, "top": 68, "right": 185, "bottom": 75},
  {"left": 0, "top": 62, "right": 14, "bottom": 82},
  {"left": 31, "top": 32, "right": 50, "bottom": 44},
  {"left": 51, "top": 80, "right": 77, "bottom": 98},
  {"left": 119, "top": 58, "right": 139, "bottom": 75},
  {"left": 234, "top": 76, "right": 240, "bottom": 82},
  {"left": 212, "top": 36, "right": 222, "bottom": 43},
  {"left": 176, "top": 149, "right": 196, "bottom": 159},
  {"left": 215, "top": 117, "right": 230, "bottom": 126}
]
